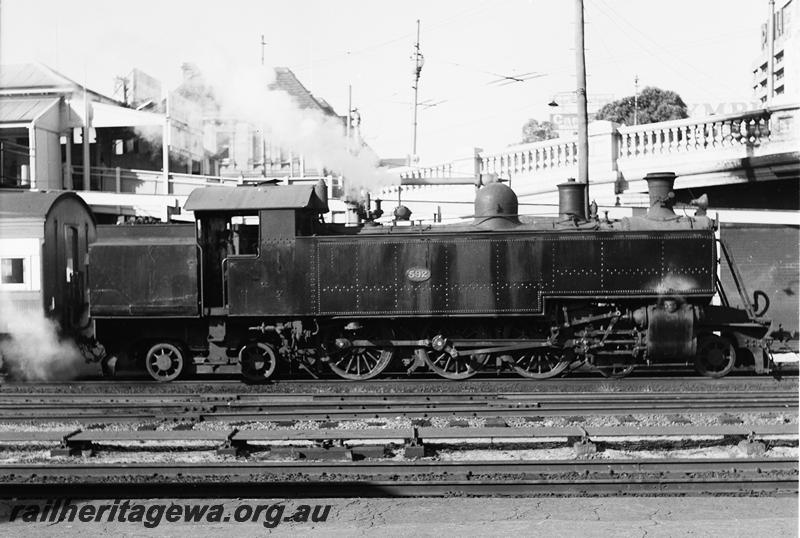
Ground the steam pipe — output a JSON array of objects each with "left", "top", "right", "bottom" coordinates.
[{"left": 400, "top": 176, "right": 478, "bottom": 186}]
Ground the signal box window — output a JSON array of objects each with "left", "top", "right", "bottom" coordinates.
[{"left": 1, "top": 258, "right": 24, "bottom": 284}]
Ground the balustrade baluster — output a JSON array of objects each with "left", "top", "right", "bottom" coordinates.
[
  {"left": 713, "top": 121, "right": 722, "bottom": 148},
  {"left": 720, "top": 120, "right": 730, "bottom": 147},
  {"left": 760, "top": 116, "right": 771, "bottom": 141}
]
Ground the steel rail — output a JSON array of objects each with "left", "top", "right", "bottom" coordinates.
[
  {"left": 0, "top": 390, "right": 795, "bottom": 402},
  {"left": 0, "top": 390, "right": 795, "bottom": 422},
  {"left": 1, "top": 458, "right": 796, "bottom": 498},
  {"left": 1, "top": 374, "right": 796, "bottom": 389}
]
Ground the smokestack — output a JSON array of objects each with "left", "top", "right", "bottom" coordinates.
[
  {"left": 345, "top": 200, "right": 361, "bottom": 226},
  {"left": 557, "top": 178, "right": 587, "bottom": 220},
  {"left": 645, "top": 171, "right": 677, "bottom": 220}
]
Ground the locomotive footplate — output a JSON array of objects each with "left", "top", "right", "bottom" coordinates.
[{"left": 343, "top": 339, "right": 553, "bottom": 356}]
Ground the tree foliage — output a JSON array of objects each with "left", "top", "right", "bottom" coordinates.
[
  {"left": 521, "top": 118, "right": 559, "bottom": 143},
  {"left": 595, "top": 87, "right": 688, "bottom": 126}
]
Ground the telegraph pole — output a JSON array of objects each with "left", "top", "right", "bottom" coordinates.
[
  {"left": 260, "top": 34, "right": 268, "bottom": 176},
  {"left": 634, "top": 74, "right": 639, "bottom": 125},
  {"left": 347, "top": 84, "right": 352, "bottom": 140},
  {"left": 411, "top": 19, "right": 424, "bottom": 164},
  {"left": 575, "top": 0, "right": 589, "bottom": 216}
]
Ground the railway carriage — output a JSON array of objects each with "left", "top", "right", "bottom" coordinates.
[
  {"left": 87, "top": 172, "right": 777, "bottom": 382},
  {"left": 0, "top": 190, "right": 95, "bottom": 337}
]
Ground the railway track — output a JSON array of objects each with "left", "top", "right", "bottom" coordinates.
[
  {"left": 1, "top": 458, "right": 796, "bottom": 498},
  {"left": 3, "top": 373, "right": 796, "bottom": 388},
  {"left": 0, "top": 389, "right": 795, "bottom": 422}
]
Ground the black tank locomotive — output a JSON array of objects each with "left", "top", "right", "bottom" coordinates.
[{"left": 88, "top": 172, "right": 775, "bottom": 381}]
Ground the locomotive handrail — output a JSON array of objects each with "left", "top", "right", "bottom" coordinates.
[
  {"left": 718, "top": 238, "right": 757, "bottom": 319},
  {"left": 221, "top": 257, "right": 229, "bottom": 309},
  {"left": 197, "top": 244, "right": 205, "bottom": 314}
]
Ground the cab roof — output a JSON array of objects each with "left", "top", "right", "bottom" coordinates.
[
  {"left": 184, "top": 185, "right": 328, "bottom": 212},
  {"left": 0, "top": 189, "right": 94, "bottom": 222}
]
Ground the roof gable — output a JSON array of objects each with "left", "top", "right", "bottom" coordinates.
[{"left": 0, "top": 97, "right": 60, "bottom": 124}]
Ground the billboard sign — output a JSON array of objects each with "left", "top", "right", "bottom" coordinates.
[{"left": 130, "top": 69, "right": 162, "bottom": 107}]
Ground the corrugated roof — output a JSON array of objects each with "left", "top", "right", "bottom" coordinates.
[
  {"left": 0, "top": 63, "right": 121, "bottom": 104},
  {"left": 184, "top": 185, "right": 327, "bottom": 212},
  {"left": 0, "top": 64, "right": 74, "bottom": 91},
  {"left": 270, "top": 68, "right": 340, "bottom": 117},
  {"left": 0, "top": 97, "right": 60, "bottom": 124},
  {"left": 0, "top": 190, "right": 92, "bottom": 220}
]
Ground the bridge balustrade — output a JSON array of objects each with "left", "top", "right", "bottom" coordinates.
[{"left": 402, "top": 103, "right": 799, "bottom": 190}]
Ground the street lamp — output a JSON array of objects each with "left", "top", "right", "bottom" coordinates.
[{"left": 410, "top": 19, "right": 424, "bottom": 164}]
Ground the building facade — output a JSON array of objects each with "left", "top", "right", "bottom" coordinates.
[{"left": 752, "top": 0, "right": 799, "bottom": 104}]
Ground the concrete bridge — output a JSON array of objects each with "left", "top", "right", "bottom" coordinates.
[{"left": 392, "top": 102, "right": 799, "bottom": 225}]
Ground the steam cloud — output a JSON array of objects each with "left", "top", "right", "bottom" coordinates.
[
  {"left": 192, "top": 65, "right": 399, "bottom": 197},
  {"left": 0, "top": 294, "right": 96, "bottom": 381}
]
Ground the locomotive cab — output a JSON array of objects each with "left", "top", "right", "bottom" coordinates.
[{"left": 185, "top": 182, "right": 329, "bottom": 317}]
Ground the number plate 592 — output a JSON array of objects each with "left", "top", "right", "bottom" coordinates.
[{"left": 406, "top": 267, "right": 431, "bottom": 282}]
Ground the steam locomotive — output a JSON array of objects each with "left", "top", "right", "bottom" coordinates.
[{"left": 84, "top": 171, "right": 780, "bottom": 382}]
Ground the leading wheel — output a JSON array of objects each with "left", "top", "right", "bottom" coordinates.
[
  {"left": 511, "top": 349, "right": 571, "bottom": 379},
  {"left": 144, "top": 342, "right": 186, "bottom": 382},
  {"left": 240, "top": 342, "right": 278, "bottom": 383},
  {"left": 694, "top": 335, "right": 736, "bottom": 378}
]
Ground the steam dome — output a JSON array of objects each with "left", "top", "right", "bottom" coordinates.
[{"left": 473, "top": 182, "right": 520, "bottom": 228}]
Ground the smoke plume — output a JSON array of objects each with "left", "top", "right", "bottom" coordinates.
[
  {"left": 208, "top": 66, "right": 399, "bottom": 197},
  {"left": 0, "top": 294, "right": 95, "bottom": 381}
]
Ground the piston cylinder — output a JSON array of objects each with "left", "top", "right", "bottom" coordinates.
[{"left": 645, "top": 301, "right": 696, "bottom": 360}]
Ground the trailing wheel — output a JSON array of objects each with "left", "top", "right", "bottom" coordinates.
[
  {"left": 511, "top": 348, "right": 571, "bottom": 379},
  {"left": 596, "top": 363, "right": 636, "bottom": 378},
  {"left": 694, "top": 334, "right": 736, "bottom": 378},
  {"left": 239, "top": 342, "right": 278, "bottom": 383},
  {"left": 144, "top": 342, "right": 186, "bottom": 382}
]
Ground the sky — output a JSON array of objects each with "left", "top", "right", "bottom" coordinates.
[{"left": 0, "top": 0, "right": 770, "bottom": 163}]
